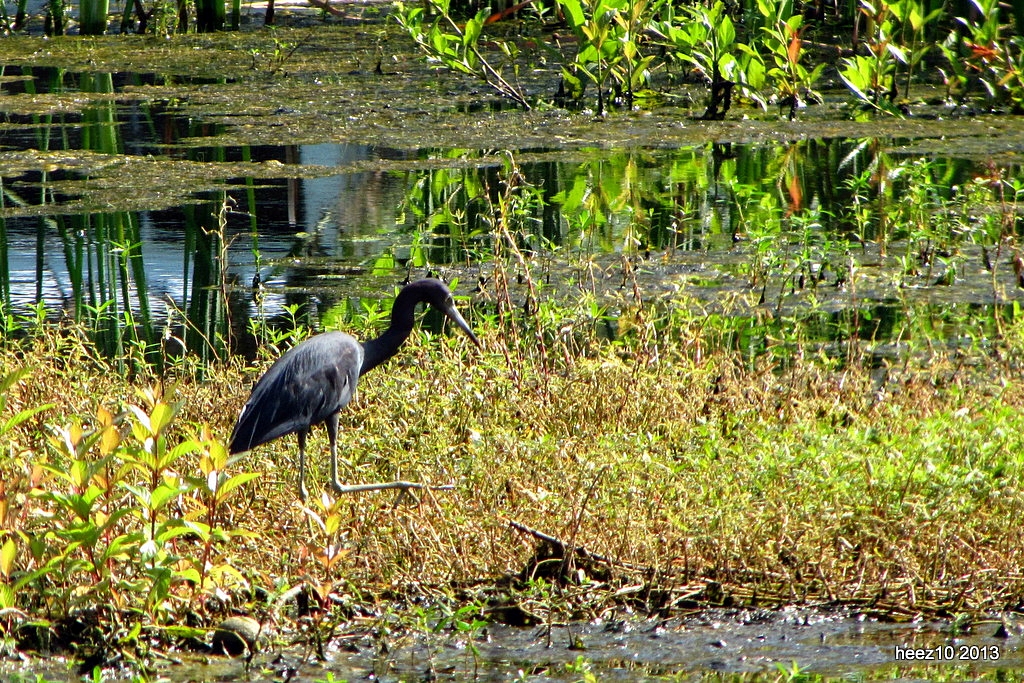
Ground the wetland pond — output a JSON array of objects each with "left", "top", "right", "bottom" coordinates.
[{"left": 3, "top": 12, "right": 1024, "bottom": 682}]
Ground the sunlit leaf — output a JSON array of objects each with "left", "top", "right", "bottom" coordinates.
[
  {"left": 0, "top": 583, "right": 15, "bottom": 610},
  {"left": 150, "top": 482, "right": 182, "bottom": 512},
  {"left": 149, "top": 402, "right": 175, "bottom": 436},
  {"left": 558, "top": 0, "right": 586, "bottom": 32},
  {"left": 300, "top": 506, "right": 328, "bottom": 532},
  {"left": 208, "top": 563, "right": 249, "bottom": 589},
  {"left": 372, "top": 253, "right": 396, "bottom": 276},
  {"left": 886, "top": 42, "right": 907, "bottom": 64},
  {"left": 169, "top": 438, "right": 201, "bottom": 463},
  {"left": 99, "top": 425, "right": 120, "bottom": 455},
  {"left": 173, "top": 566, "right": 202, "bottom": 584},
  {"left": 0, "top": 368, "right": 30, "bottom": 397},
  {"left": 213, "top": 472, "right": 261, "bottom": 502},
  {"left": 200, "top": 451, "right": 215, "bottom": 477},
  {"left": 463, "top": 11, "right": 484, "bottom": 47},
  {"left": 2, "top": 404, "right": 54, "bottom": 436},
  {"left": 96, "top": 405, "right": 113, "bottom": 427},
  {"left": 128, "top": 405, "right": 152, "bottom": 434},
  {"left": 102, "top": 533, "right": 141, "bottom": 562},
  {"left": 155, "top": 520, "right": 203, "bottom": 544},
  {"left": 717, "top": 14, "right": 735, "bottom": 48},
  {"left": 207, "top": 439, "right": 229, "bottom": 470},
  {"left": 0, "top": 538, "right": 16, "bottom": 578},
  {"left": 787, "top": 32, "right": 801, "bottom": 65}
]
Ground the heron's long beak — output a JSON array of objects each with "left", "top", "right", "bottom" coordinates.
[{"left": 442, "top": 300, "right": 482, "bottom": 349}]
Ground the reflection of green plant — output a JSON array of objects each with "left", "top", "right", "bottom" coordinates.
[{"left": 399, "top": 160, "right": 493, "bottom": 262}]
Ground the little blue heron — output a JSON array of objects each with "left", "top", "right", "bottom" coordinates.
[{"left": 229, "top": 278, "right": 481, "bottom": 501}]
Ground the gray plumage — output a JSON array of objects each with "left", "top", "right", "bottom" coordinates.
[{"left": 229, "top": 279, "right": 480, "bottom": 500}]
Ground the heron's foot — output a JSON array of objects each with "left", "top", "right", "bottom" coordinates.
[
  {"left": 298, "top": 481, "right": 309, "bottom": 503},
  {"left": 330, "top": 479, "right": 455, "bottom": 495}
]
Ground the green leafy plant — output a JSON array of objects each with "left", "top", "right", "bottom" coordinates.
[
  {"left": 0, "top": 386, "right": 259, "bottom": 663},
  {"left": 888, "top": 0, "right": 942, "bottom": 99},
  {"left": 0, "top": 370, "right": 54, "bottom": 646},
  {"left": 755, "top": 0, "right": 825, "bottom": 119},
  {"left": 840, "top": 0, "right": 907, "bottom": 115},
  {"left": 776, "top": 659, "right": 814, "bottom": 682},
  {"left": 395, "top": 0, "right": 530, "bottom": 109},
  {"left": 650, "top": 1, "right": 754, "bottom": 119},
  {"left": 556, "top": 0, "right": 659, "bottom": 114},
  {"left": 942, "top": 0, "right": 1024, "bottom": 112}
]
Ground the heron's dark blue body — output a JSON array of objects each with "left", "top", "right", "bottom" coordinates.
[
  {"left": 229, "top": 279, "right": 480, "bottom": 500},
  {"left": 229, "top": 331, "right": 362, "bottom": 454}
]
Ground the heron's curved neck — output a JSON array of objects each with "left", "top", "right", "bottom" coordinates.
[{"left": 359, "top": 292, "right": 419, "bottom": 376}]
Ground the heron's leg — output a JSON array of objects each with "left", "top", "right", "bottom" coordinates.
[
  {"left": 296, "top": 428, "right": 309, "bottom": 502},
  {"left": 326, "top": 412, "right": 343, "bottom": 494}
]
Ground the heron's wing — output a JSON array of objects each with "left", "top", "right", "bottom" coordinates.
[{"left": 229, "top": 333, "right": 362, "bottom": 453}]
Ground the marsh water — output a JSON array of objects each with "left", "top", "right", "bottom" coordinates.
[
  {"left": 3, "top": 15, "right": 1024, "bottom": 681},
  {"left": 4, "top": 607, "right": 1024, "bottom": 681},
  {"left": 4, "top": 56, "right": 1024, "bottom": 367}
]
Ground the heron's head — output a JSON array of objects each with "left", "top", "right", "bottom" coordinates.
[{"left": 406, "top": 278, "right": 482, "bottom": 349}]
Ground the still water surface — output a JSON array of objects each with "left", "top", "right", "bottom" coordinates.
[{"left": 4, "top": 66, "right": 1024, "bottom": 354}]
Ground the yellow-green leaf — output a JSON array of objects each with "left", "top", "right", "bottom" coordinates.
[
  {"left": 149, "top": 402, "right": 176, "bottom": 436},
  {"left": 0, "top": 537, "right": 16, "bottom": 578}
]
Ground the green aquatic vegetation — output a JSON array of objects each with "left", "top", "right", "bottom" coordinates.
[
  {"left": 390, "top": 0, "right": 1008, "bottom": 117},
  {"left": 888, "top": 0, "right": 942, "bottom": 99},
  {"left": 555, "top": 0, "right": 658, "bottom": 115},
  {"left": 649, "top": 1, "right": 749, "bottom": 120},
  {"left": 395, "top": 0, "right": 530, "bottom": 110},
  {"left": 754, "top": 0, "right": 825, "bottom": 119},
  {"left": 77, "top": 0, "right": 109, "bottom": 35},
  {"left": 840, "top": 0, "right": 908, "bottom": 116},
  {"left": 943, "top": 0, "right": 1024, "bottom": 112}
]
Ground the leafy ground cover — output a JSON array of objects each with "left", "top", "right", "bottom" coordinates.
[{"left": 3, "top": 272, "right": 1024, "bottom": 673}]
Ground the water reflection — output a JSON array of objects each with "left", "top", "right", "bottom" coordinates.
[{"left": 2, "top": 68, "right": 1023, "bottom": 363}]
